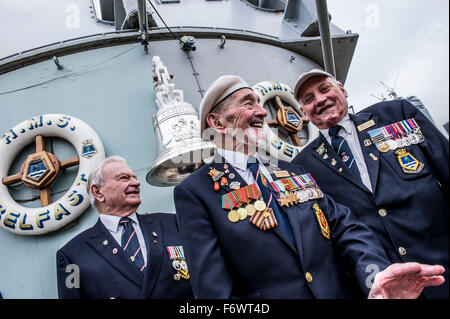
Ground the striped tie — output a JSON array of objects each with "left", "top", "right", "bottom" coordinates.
[
  {"left": 120, "top": 217, "right": 146, "bottom": 271},
  {"left": 247, "top": 156, "right": 295, "bottom": 246},
  {"left": 329, "top": 125, "right": 361, "bottom": 179}
]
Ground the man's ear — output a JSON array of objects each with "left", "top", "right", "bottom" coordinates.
[
  {"left": 300, "top": 106, "right": 310, "bottom": 121},
  {"left": 337, "top": 82, "right": 348, "bottom": 99},
  {"left": 206, "top": 113, "right": 225, "bottom": 132},
  {"left": 90, "top": 184, "right": 104, "bottom": 203}
]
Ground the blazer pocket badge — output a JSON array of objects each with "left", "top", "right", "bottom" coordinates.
[{"left": 395, "top": 148, "right": 424, "bottom": 174}]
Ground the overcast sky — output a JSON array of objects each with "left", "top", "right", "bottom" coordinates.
[
  {"left": 1, "top": 0, "right": 448, "bottom": 132},
  {"left": 327, "top": 0, "right": 449, "bottom": 132}
]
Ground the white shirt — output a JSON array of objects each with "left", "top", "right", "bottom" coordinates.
[
  {"left": 320, "top": 114, "right": 373, "bottom": 192},
  {"left": 217, "top": 148, "right": 275, "bottom": 188},
  {"left": 99, "top": 212, "right": 148, "bottom": 263}
]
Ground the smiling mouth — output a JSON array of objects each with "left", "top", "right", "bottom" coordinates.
[
  {"left": 317, "top": 103, "right": 334, "bottom": 115},
  {"left": 249, "top": 121, "right": 264, "bottom": 128},
  {"left": 126, "top": 190, "right": 140, "bottom": 195}
]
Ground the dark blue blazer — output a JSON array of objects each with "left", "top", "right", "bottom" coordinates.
[
  {"left": 57, "top": 213, "right": 194, "bottom": 299},
  {"left": 293, "top": 99, "right": 449, "bottom": 298},
  {"left": 174, "top": 155, "right": 391, "bottom": 298}
]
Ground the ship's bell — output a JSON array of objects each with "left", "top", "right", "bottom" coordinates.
[{"left": 146, "top": 56, "right": 216, "bottom": 186}]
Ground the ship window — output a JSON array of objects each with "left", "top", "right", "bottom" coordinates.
[
  {"left": 245, "top": 0, "right": 286, "bottom": 12},
  {"left": 92, "top": 0, "right": 115, "bottom": 24}
]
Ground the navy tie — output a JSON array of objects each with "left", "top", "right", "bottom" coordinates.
[
  {"left": 247, "top": 157, "right": 295, "bottom": 245},
  {"left": 329, "top": 125, "right": 361, "bottom": 179},
  {"left": 120, "top": 217, "right": 146, "bottom": 271}
]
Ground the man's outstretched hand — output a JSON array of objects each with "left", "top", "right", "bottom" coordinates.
[{"left": 368, "top": 262, "right": 445, "bottom": 299}]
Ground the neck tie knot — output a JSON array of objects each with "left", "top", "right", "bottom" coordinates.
[{"left": 328, "top": 125, "right": 342, "bottom": 137}]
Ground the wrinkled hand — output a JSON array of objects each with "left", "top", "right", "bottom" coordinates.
[{"left": 368, "top": 262, "right": 445, "bottom": 299}]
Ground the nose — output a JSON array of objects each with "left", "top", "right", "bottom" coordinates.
[
  {"left": 254, "top": 102, "right": 267, "bottom": 119},
  {"left": 131, "top": 176, "right": 140, "bottom": 187},
  {"left": 315, "top": 92, "right": 327, "bottom": 107}
]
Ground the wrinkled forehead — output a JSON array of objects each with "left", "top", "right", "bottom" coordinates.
[
  {"left": 102, "top": 161, "right": 135, "bottom": 179},
  {"left": 297, "top": 75, "right": 334, "bottom": 100},
  {"left": 229, "top": 88, "right": 260, "bottom": 105}
]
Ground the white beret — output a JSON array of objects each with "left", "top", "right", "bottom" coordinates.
[
  {"left": 199, "top": 75, "right": 251, "bottom": 136},
  {"left": 293, "top": 68, "right": 335, "bottom": 101}
]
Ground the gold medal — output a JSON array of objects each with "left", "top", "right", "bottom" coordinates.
[
  {"left": 237, "top": 207, "right": 248, "bottom": 220},
  {"left": 245, "top": 204, "right": 256, "bottom": 216},
  {"left": 228, "top": 210, "right": 240, "bottom": 223},
  {"left": 254, "top": 200, "right": 266, "bottom": 212},
  {"left": 377, "top": 141, "right": 390, "bottom": 153}
]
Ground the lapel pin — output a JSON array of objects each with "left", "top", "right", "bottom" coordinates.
[
  {"left": 103, "top": 240, "right": 108, "bottom": 246},
  {"left": 152, "top": 232, "right": 158, "bottom": 238},
  {"left": 338, "top": 168, "right": 343, "bottom": 172},
  {"left": 364, "top": 139, "right": 372, "bottom": 147},
  {"left": 331, "top": 158, "right": 337, "bottom": 166},
  {"left": 369, "top": 153, "right": 378, "bottom": 161},
  {"left": 112, "top": 248, "right": 118, "bottom": 254}
]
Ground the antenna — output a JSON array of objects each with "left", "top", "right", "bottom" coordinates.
[
  {"left": 380, "top": 80, "right": 398, "bottom": 99},
  {"left": 370, "top": 93, "right": 386, "bottom": 102}
]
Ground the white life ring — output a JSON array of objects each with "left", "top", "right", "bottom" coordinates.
[
  {"left": 0, "top": 114, "right": 105, "bottom": 235},
  {"left": 253, "top": 81, "right": 319, "bottom": 162}
]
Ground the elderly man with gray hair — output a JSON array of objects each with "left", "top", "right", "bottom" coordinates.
[{"left": 56, "top": 156, "right": 193, "bottom": 299}]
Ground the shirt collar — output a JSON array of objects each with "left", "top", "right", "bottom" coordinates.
[
  {"left": 217, "top": 148, "right": 261, "bottom": 172},
  {"left": 99, "top": 211, "right": 139, "bottom": 234},
  {"left": 320, "top": 114, "right": 353, "bottom": 138}
]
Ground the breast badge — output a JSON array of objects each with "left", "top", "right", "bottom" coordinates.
[
  {"left": 312, "top": 203, "right": 330, "bottom": 240},
  {"left": 395, "top": 148, "right": 424, "bottom": 174}
]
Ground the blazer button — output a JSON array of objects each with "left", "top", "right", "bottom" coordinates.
[
  {"left": 305, "top": 272, "right": 313, "bottom": 283},
  {"left": 378, "top": 208, "right": 387, "bottom": 217},
  {"left": 398, "top": 247, "right": 407, "bottom": 256}
]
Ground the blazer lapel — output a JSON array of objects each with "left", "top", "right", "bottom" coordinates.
[
  {"left": 268, "top": 161, "right": 304, "bottom": 258},
  {"left": 350, "top": 113, "right": 381, "bottom": 194},
  {"left": 87, "top": 219, "right": 144, "bottom": 289},
  {"left": 139, "top": 215, "right": 163, "bottom": 299},
  {"left": 309, "top": 134, "right": 371, "bottom": 193}
]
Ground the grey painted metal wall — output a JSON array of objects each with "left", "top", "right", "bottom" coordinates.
[{"left": 0, "top": 39, "right": 319, "bottom": 298}]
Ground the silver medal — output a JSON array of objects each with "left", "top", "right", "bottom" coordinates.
[
  {"left": 386, "top": 139, "right": 397, "bottom": 150},
  {"left": 172, "top": 259, "right": 181, "bottom": 271}
]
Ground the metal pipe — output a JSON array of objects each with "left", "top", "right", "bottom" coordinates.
[
  {"left": 137, "top": 0, "right": 148, "bottom": 32},
  {"left": 315, "top": 0, "right": 336, "bottom": 77}
]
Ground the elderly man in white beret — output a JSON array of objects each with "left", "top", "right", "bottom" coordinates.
[{"left": 173, "top": 75, "right": 445, "bottom": 299}]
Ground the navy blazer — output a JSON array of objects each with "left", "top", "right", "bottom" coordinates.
[
  {"left": 293, "top": 99, "right": 449, "bottom": 298},
  {"left": 57, "top": 213, "right": 194, "bottom": 299},
  {"left": 174, "top": 155, "right": 391, "bottom": 298}
]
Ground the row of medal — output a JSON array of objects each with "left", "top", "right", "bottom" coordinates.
[
  {"left": 269, "top": 173, "right": 324, "bottom": 206},
  {"left": 220, "top": 174, "right": 324, "bottom": 227},
  {"left": 166, "top": 246, "right": 190, "bottom": 281},
  {"left": 367, "top": 118, "right": 424, "bottom": 152},
  {"left": 221, "top": 183, "right": 266, "bottom": 223}
]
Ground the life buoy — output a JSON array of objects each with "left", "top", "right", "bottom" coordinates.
[
  {"left": 253, "top": 81, "right": 319, "bottom": 162},
  {"left": 0, "top": 114, "right": 105, "bottom": 235}
]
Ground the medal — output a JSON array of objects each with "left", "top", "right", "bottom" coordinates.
[
  {"left": 386, "top": 139, "right": 397, "bottom": 151},
  {"left": 377, "top": 141, "right": 390, "bottom": 152},
  {"left": 254, "top": 200, "right": 266, "bottom": 212},
  {"left": 245, "top": 204, "right": 256, "bottom": 216},
  {"left": 237, "top": 207, "right": 248, "bottom": 220},
  {"left": 167, "top": 246, "right": 190, "bottom": 280},
  {"left": 228, "top": 209, "right": 240, "bottom": 223}
]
